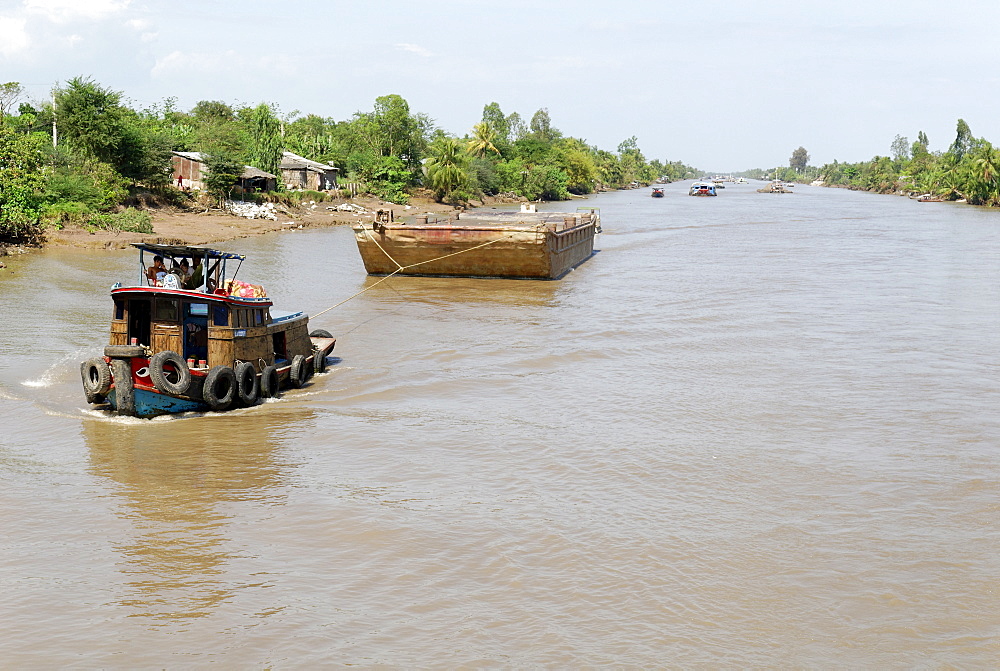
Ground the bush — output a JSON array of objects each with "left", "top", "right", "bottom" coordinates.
[
  {"left": 85, "top": 208, "right": 154, "bottom": 233},
  {"left": 41, "top": 201, "right": 91, "bottom": 228}
]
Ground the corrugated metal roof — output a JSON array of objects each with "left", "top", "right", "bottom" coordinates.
[{"left": 280, "top": 151, "right": 338, "bottom": 172}]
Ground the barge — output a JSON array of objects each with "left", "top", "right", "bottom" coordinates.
[
  {"left": 80, "top": 243, "right": 336, "bottom": 418},
  {"left": 351, "top": 205, "right": 600, "bottom": 279}
]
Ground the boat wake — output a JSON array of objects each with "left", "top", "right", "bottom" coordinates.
[{"left": 21, "top": 347, "right": 92, "bottom": 388}]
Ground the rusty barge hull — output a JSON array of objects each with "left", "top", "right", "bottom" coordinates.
[{"left": 352, "top": 211, "right": 600, "bottom": 280}]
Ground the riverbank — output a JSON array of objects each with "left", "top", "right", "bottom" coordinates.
[{"left": 35, "top": 193, "right": 468, "bottom": 251}]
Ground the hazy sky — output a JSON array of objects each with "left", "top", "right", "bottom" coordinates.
[{"left": 3, "top": 0, "right": 999, "bottom": 172}]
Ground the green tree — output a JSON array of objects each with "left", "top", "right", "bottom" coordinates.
[
  {"left": 789, "top": 146, "right": 810, "bottom": 172},
  {"left": 890, "top": 134, "right": 910, "bottom": 164},
  {"left": 529, "top": 108, "right": 559, "bottom": 142},
  {"left": 55, "top": 77, "right": 129, "bottom": 165},
  {"left": 424, "top": 136, "right": 470, "bottom": 202},
  {"left": 0, "top": 124, "right": 45, "bottom": 240},
  {"left": 467, "top": 121, "right": 500, "bottom": 158},
  {"left": 240, "top": 103, "right": 282, "bottom": 177},
  {"left": 202, "top": 153, "right": 244, "bottom": 206},
  {"left": 949, "top": 119, "right": 974, "bottom": 161},
  {"left": 0, "top": 82, "right": 24, "bottom": 122}
]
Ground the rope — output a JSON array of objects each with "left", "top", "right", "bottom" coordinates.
[{"left": 310, "top": 224, "right": 524, "bottom": 320}]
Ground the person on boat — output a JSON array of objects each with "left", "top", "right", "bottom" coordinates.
[
  {"left": 146, "top": 255, "right": 167, "bottom": 285},
  {"left": 185, "top": 257, "right": 204, "bottom": 290}
]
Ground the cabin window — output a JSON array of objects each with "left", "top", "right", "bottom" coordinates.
[
  {"left": 155, "top": 298, "right": 179, "bottom": 322},
  {"left": 114, "top": 299, "right": 125, "bottom": 320},
  {"left": 213, "top": 305, "right": 228, "bottom": 326},
  {"left": 236, "top": 309, "right": 246, "bottom": 328},
  {"left": 254, "top": 309, "right": 263, "bottom": 326},
  {"left": 188, "top": 302, "right": 209, "bottom": 317}
]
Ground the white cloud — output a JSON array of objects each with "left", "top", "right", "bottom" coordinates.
[
  {"left": 395, "top": 43, "right": 432, "bottom": 58},
  {"left": 23, "top": 0, "right": 131, "bottom": 22},
  {"left": 0, "top": 16, "right": 30, "bottom": 56}
]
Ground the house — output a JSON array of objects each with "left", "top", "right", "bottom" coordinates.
[
  {"left": 280, "top": 151, "right": 339, "bottom": 191},
  {"left": 171, "top": 151, "right": 278, "bottom": 193}
]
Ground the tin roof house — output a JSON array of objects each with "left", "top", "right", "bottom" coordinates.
[
  {"left": 171, "top": 151, "right": 278, "bottom": 193},
  {"left": 280, "top": 151, "right": 339, "bottom": 191}
]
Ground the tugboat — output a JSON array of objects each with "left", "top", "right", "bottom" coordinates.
[{"left": 80, "top": 243, "right": 336, "bottom": 418}]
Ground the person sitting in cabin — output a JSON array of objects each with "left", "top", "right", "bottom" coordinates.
[
  {"left": 178, "top": 259, "right": 193, "bottom": 284},
  {"left": 146, "top": 255, "right": 167, "bottom": 285},
  {"left": 184, "top": 257, "right": 204, "bottom": 290}
]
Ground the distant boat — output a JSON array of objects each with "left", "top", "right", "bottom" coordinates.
[
  {"left": 689, "top": 182, "right": 717, "bottom": 197},
  {"left": 916, "top": 193, "right": 943, "bottom": 202},
  {"left": 651, "top": 187, "right": 664, "bottom": 198}
]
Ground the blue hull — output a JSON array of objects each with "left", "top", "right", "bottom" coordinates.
[{"left": 107, "top": 387, "right": 207, "bottom": 418}]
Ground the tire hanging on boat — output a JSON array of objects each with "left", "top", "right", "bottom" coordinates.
[
  {"left": 110, "top": 358, "right": 135, "bottom": 417},
  {"left": 290, "top": 354, "right": 308, "bottom": 388},
  {"left": 313, "top": 350, "right": 326, "bottom": 374},
  {"left": 260, "top": 365, "right": 280, "bottom": 398},
  {"left": 149, "top": 350, "right": 191, "bottom": 396},
  {"left": 81, "top": 358, "right": 112, "bottom": 403},
  {"left": 202, "top": 365, "right": 237, "bottom": 411},
  {"left": 234, "top": 361, "right": 258, "bottom": 406},
  {"left": 309, "top": 329, "right": 333, "bottom": 338}
]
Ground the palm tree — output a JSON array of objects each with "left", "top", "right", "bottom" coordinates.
[
  {"left": 466, "top": 122, "right": 499, "bottom": 158},
  {"left": 424, "top": 137, "right": 469, "bottom": 201}
]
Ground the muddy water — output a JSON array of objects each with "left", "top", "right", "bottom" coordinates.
[{"left": 2, "top": 183, "right": 999, "bottom": 666}]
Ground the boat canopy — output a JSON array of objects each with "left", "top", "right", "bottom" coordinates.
[{"left": 130, "top": 243, "right": 245, "bottom": 261}]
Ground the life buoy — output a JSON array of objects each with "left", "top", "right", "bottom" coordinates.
[
  {"left": 149, "top": 351, "right": 191, "bottom": 396},
  {"left": 202, "top": 366, "right": 236, "bottom": 411},
  {"left": 81, "top": 358, "right": 112, "bottom": 403},
  {"left": 260, "top": 365, "right": 280, "bottom": 398},
  {"left": 234, "top": 361, "right": 258, "bottom": 406},
  {"left": 110, "top": 358, "right": 135, "bottom": 416},
  {"left": 290, "top": 354, "right": 308, "bottom": 388}
]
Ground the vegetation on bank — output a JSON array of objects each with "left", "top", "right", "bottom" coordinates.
[
  {"left": 741, "top": 120, "right": 1000, "bottom": 206},
  {"left": 0, "top": 78, "right": 699, "bottom": 244}
]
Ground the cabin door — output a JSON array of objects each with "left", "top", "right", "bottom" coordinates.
[
  {"left": 183, "top": 302, "right": 209, "bottom": 363},
  {"left": 128, "top": 299, "right": 151, "bottom": 347}
]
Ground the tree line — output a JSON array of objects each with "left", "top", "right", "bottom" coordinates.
[
  {"left": 0, "top": 77, "right": 699, "bottom": 242},
  {"left": 741, "top": 120, "right": 1000, "bottom": 206}
]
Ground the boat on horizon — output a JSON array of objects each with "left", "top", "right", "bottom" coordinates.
[
  {"left": 651, "top": 187, "right": 665, "bottom": 198},
  {"left": 80, "top": 243, "right": 336, "bottom": 418}
]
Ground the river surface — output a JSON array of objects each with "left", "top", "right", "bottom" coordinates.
[{"left": 2, "top": 182, "right": 999, "bottom": 667}]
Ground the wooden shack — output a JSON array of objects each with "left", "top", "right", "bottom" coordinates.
[{"left": 280, "top": 151, "right": 339, "bottom": 191}]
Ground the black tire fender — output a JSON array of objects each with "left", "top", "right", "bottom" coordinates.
[
  {"left": 81, "top": 358, "right": 112, "bottom": 402},
  {"left": 202, "top": 366, "right": 236, "bottom": 411},
  {"left": 104, "top": 345, "right": 146, "bottom": 358},
  {"left": 260, "top": 365, "right": 280, "bottom": 398},
  {"left": 290, "top": 354, "right": 308, "bottom": 388},
  {"left": 234, "top": 361, "right": 258, "bottom": 406},
  {"left": 313, "top": 349, "right": 326, "bottom": 374},
  {"left": 110, "top": 357, "right": 136, "bottom": 416},
  {"left": 149, "top": 350, "right": 191, "bottom": 396},
  {"left": 310, "top": 329, "right": 333, "bottom": 338}
]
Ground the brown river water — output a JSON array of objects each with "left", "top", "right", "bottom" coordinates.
[{"left": 2, "top": 182, "right": 999, "bottom": 667}]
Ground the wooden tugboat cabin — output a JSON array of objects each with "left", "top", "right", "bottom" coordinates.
[{"left": 82, "top": 243, "right": 335, "bottom": 417}]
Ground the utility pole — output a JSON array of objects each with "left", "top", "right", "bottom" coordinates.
[{"left": 51, "top": 87, "right": 57, "bottom": 148}]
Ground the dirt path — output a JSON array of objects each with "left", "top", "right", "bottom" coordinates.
[{"left": 41, "top": 195, "right": 465, "bottom": 250}]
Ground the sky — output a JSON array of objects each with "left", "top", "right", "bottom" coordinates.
[{"left": 3, "top": 0, "right": 1000, "bottom": 172}]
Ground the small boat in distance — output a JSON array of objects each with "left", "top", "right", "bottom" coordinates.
[
  {"left": 651, "top": 187, "right": 665, "bottom": 198},
  {"left": 916, "top": 193, "right": 944, "bottom": 202},
  {"left": 689, "top": 182, "right": 718, "bottom": 196},
  {"left": 80, "top": 243, "right": 336, "bottom": 418},
  {"left": 352, "top": 204, "right": 600, "bottom": 280}
]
